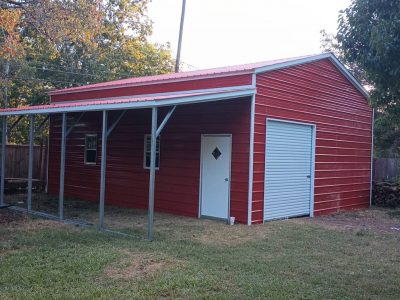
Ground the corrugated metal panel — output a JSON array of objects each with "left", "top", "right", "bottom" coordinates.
[
  {"left": 1, "top": 88, "right": 254, "bottom": 115},
  {"left": 51, "top": 75, "right": 253, "bottom": 102},
  {"left": 48, "top": 97, "right": 251, "bottom": 223},
  {"left": 48, "top": 54, "right": 315, "bottom": 96},
  {"left": 252, "top": 59, "right": 372, "bottom": 223},
  {"left": 264, "top": 120, "right": 313, "bottom": 220}
]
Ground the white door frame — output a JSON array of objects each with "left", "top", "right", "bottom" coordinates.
[
  {"left": 264, "top": 118, "right": 316, "bottom": 222},
  {"left": 198, "top": 134, "right": 232, "bottom": 221}
]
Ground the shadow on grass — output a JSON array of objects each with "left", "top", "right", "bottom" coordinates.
[{"left": 1, "top": 205, "right": 400, "bottom": 299}]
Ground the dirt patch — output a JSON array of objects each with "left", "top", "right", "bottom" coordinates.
[
  {"left": 292, "top": 208, "right": 400, "bottom": 234},
  {"left": 12, "top": 219, "right": 68, "bottom": 231},
  {"left": 0, "top": 209, "right": 67, "bottom": 231},
  {"left": 0, "top": 210, "right": 25, "bottom": 224},
  {"left": 104, "top": 249, "right": 182, "bottom": 280}
]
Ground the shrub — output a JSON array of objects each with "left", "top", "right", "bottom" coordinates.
[{"left": 373, "top": 181, "right": 400, "bottom": 208}]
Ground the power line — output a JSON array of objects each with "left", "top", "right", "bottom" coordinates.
[
  {"left": 14, "top": 59, "right": 137, "bottom": 79},
  {"left": 6, "top": 56, "right": 175, "bottom": 79},
  {"left": 10, "top": 51, "right": 175, "bottom": 77},
  {"left": 10, "top": 60, "right": 133, "bottom": 79},
  {"left": 21, "top": 65, "right": 101, "bottom": 78},
  {"left": 3, "top": 58, "right": 177, "bottom": 85},
  {"left": 13, "top": 76, "right": 81, "bottom": 86},
  {"left": 2, "top": 45, "right": 175, "bottom": 80}
]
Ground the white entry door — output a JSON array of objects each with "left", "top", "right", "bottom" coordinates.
[
  {"left": 264, "top": 120, "right": 315, "bottom": 221},
  {"left": 200, "top": 135, "right": 232, "bottom": 220}
]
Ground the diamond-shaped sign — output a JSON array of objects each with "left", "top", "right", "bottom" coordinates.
[{"left": 212, "top": 147, "right": 222, "bottom": 160}]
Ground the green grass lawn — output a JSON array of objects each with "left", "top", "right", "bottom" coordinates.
[{"left": 1, "top": 206, "right": 400, "bottom": 299}]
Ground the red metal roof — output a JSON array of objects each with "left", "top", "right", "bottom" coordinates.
[
  {"left": 48, "top": 54, "right": 316, "bottom": 95},
  {"left": 0, "top": 87, "right": 255, "bottom": 115}
]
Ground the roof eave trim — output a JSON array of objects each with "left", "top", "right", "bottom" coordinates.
[
  {"left": 47, "top": 70, "right": 255, "bottom": 96},
  {"left": 254, "top": 52, "right": 332, "bottom": 74},
  {"left": 328, "top": 54, "right": 369, "bottom": 99},
  {"left": 254, "top": 52, "right": 369, "bottom": 99},
  {"left": 0, "top": 88, "right": 256, "bottom": 116},
  {"left": 50, "top": 85, "right": 256, "bottom": 104}
]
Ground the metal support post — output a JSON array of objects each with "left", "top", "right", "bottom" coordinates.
[
  {"left": 27, "top": 114, "right": 35, "bottom": 211},
  {"left": 0, "top": 116, "right": 6, "bottom": 207},
  {"left": 147, "top": 107, "right": 158, "bottom": 240},
  {"left": 369, "top": 109, "right": 375, "bottom": 207},
  {"left": 99, "top": 110, "right": 108, "bottom": 229},
  {"left": 58, "top": 113, "right": 67, "bottom": 220}
]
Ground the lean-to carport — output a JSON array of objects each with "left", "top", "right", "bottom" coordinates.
[{"left": 0, "top": 86, "right": 255, "bottom": 240}]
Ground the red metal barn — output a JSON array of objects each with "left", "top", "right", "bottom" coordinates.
[{"left": 0, "top": 53, "right": 373, "bottom": 226}]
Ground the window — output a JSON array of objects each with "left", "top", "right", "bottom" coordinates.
[
  {"left": 143, "top": 134, "right": 160, "bottom": 169},
  {"left": 85, "top": 134, "right": 97, "bottom": 164}
]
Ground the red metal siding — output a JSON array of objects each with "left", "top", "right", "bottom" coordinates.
[
  {"left": 252, "top": 59, "right": 372, "bottom": 223},
  {"left": 48, "top": 98, "right": 251, "bottom": 223},
  {"left": 51, "top": 75, "right": 252, "bottom": 102}
]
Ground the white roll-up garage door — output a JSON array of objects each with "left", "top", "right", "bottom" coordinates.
[{"left": 264, "top": 119, "right": 314, "bottom": 221}]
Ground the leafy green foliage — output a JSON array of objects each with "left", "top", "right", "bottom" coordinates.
[
  {"left": 335, "top": 0, "right": 400, "bottom": 156},
  {"left": 0, "top": 0, "right": 175, "bottom": 144},
  {"left": 320, "top": 29, "right": 368, "bottom": 86}
]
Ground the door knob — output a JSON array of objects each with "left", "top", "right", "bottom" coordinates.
[
  {"left": 225, "top": 178, "right": 229, "bottom": 182},
  {"left": 306, "top": 175, "right": 311, "bottom": 178}
]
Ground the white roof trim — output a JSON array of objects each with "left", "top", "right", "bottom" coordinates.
[
  {"left": 254, "top": 52, "right": 369, "bottom": 98},
  {"left": 48, "top": 70, "right": 254, "bottom": 96},
  {"left": 328, "top": 54, "right": 369, "bottom": 98},
  {"left": 0, "top": 88, "right": 256, "bottom": 116}
]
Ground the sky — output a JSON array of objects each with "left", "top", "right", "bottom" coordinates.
[{"left": 147, "top": 0, "right": 351, "bottom": 70}]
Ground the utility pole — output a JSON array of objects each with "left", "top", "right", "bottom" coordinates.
[{"left": 175, "top": 0, "right": 186, "bottom": 73}]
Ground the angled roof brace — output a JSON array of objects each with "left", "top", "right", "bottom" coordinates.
[
  {"left": 156, "top": 106, "right": 176, "bottom": 137},
  {"left": 35, "top": 115, "right": 50, "bottom": 132},
  {"left": 66, "top": 112, "right": 85, "bottom": 137},
  {"left": 107, "top": 110, "right": 126, "bottom": 137},
  {"left": 8, "top": 115, "right": 24, "bottom": 132}
]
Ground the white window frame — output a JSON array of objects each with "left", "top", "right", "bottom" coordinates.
[
  {"left": 143, "top": 134, "right": 160, "bottom": 170},
  {"left": 84, "top": 134, "right": 98, "bottom": 165}
]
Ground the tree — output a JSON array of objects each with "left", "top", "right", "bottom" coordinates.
[
  {"left": 320, "top": 29, "right": 368, "bottom": 86},
  {"left": 335, "top": 0, "right": 400, "bottom": 156},
  {"left": 0, "top": 0, "right": 175, "bottom": 143}
]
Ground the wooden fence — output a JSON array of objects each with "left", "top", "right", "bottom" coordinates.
[
  {"left": 3, "top": 146, "right": 399, "bottom": 183},
  {"left": 373, "top": 158, "right": 400, "bottom": 181},
  {"left": 1, "top": 144, "right": 47, "bottom": 180}
]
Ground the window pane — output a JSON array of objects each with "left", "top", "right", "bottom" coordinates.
[
  {"left": 145, "top": 154, "right": 160, "bottom": 168},
  {"left": 86, "top": 150, "right": 96, "bottom": 163},
  {"left": 144, "top": 135, "right": 160, "bottom": 169},
  {"left": 146, "top": 136, "right": 151, "bottom": 149},
  {"left": 145, "top": 153, "right": 151, "bottom": 168},
  {"left": 86, "top": 135, "right": 97, "bottom": 150},
  {"left": 156, "top": 155, "right": 160, "bottom": 168}
]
